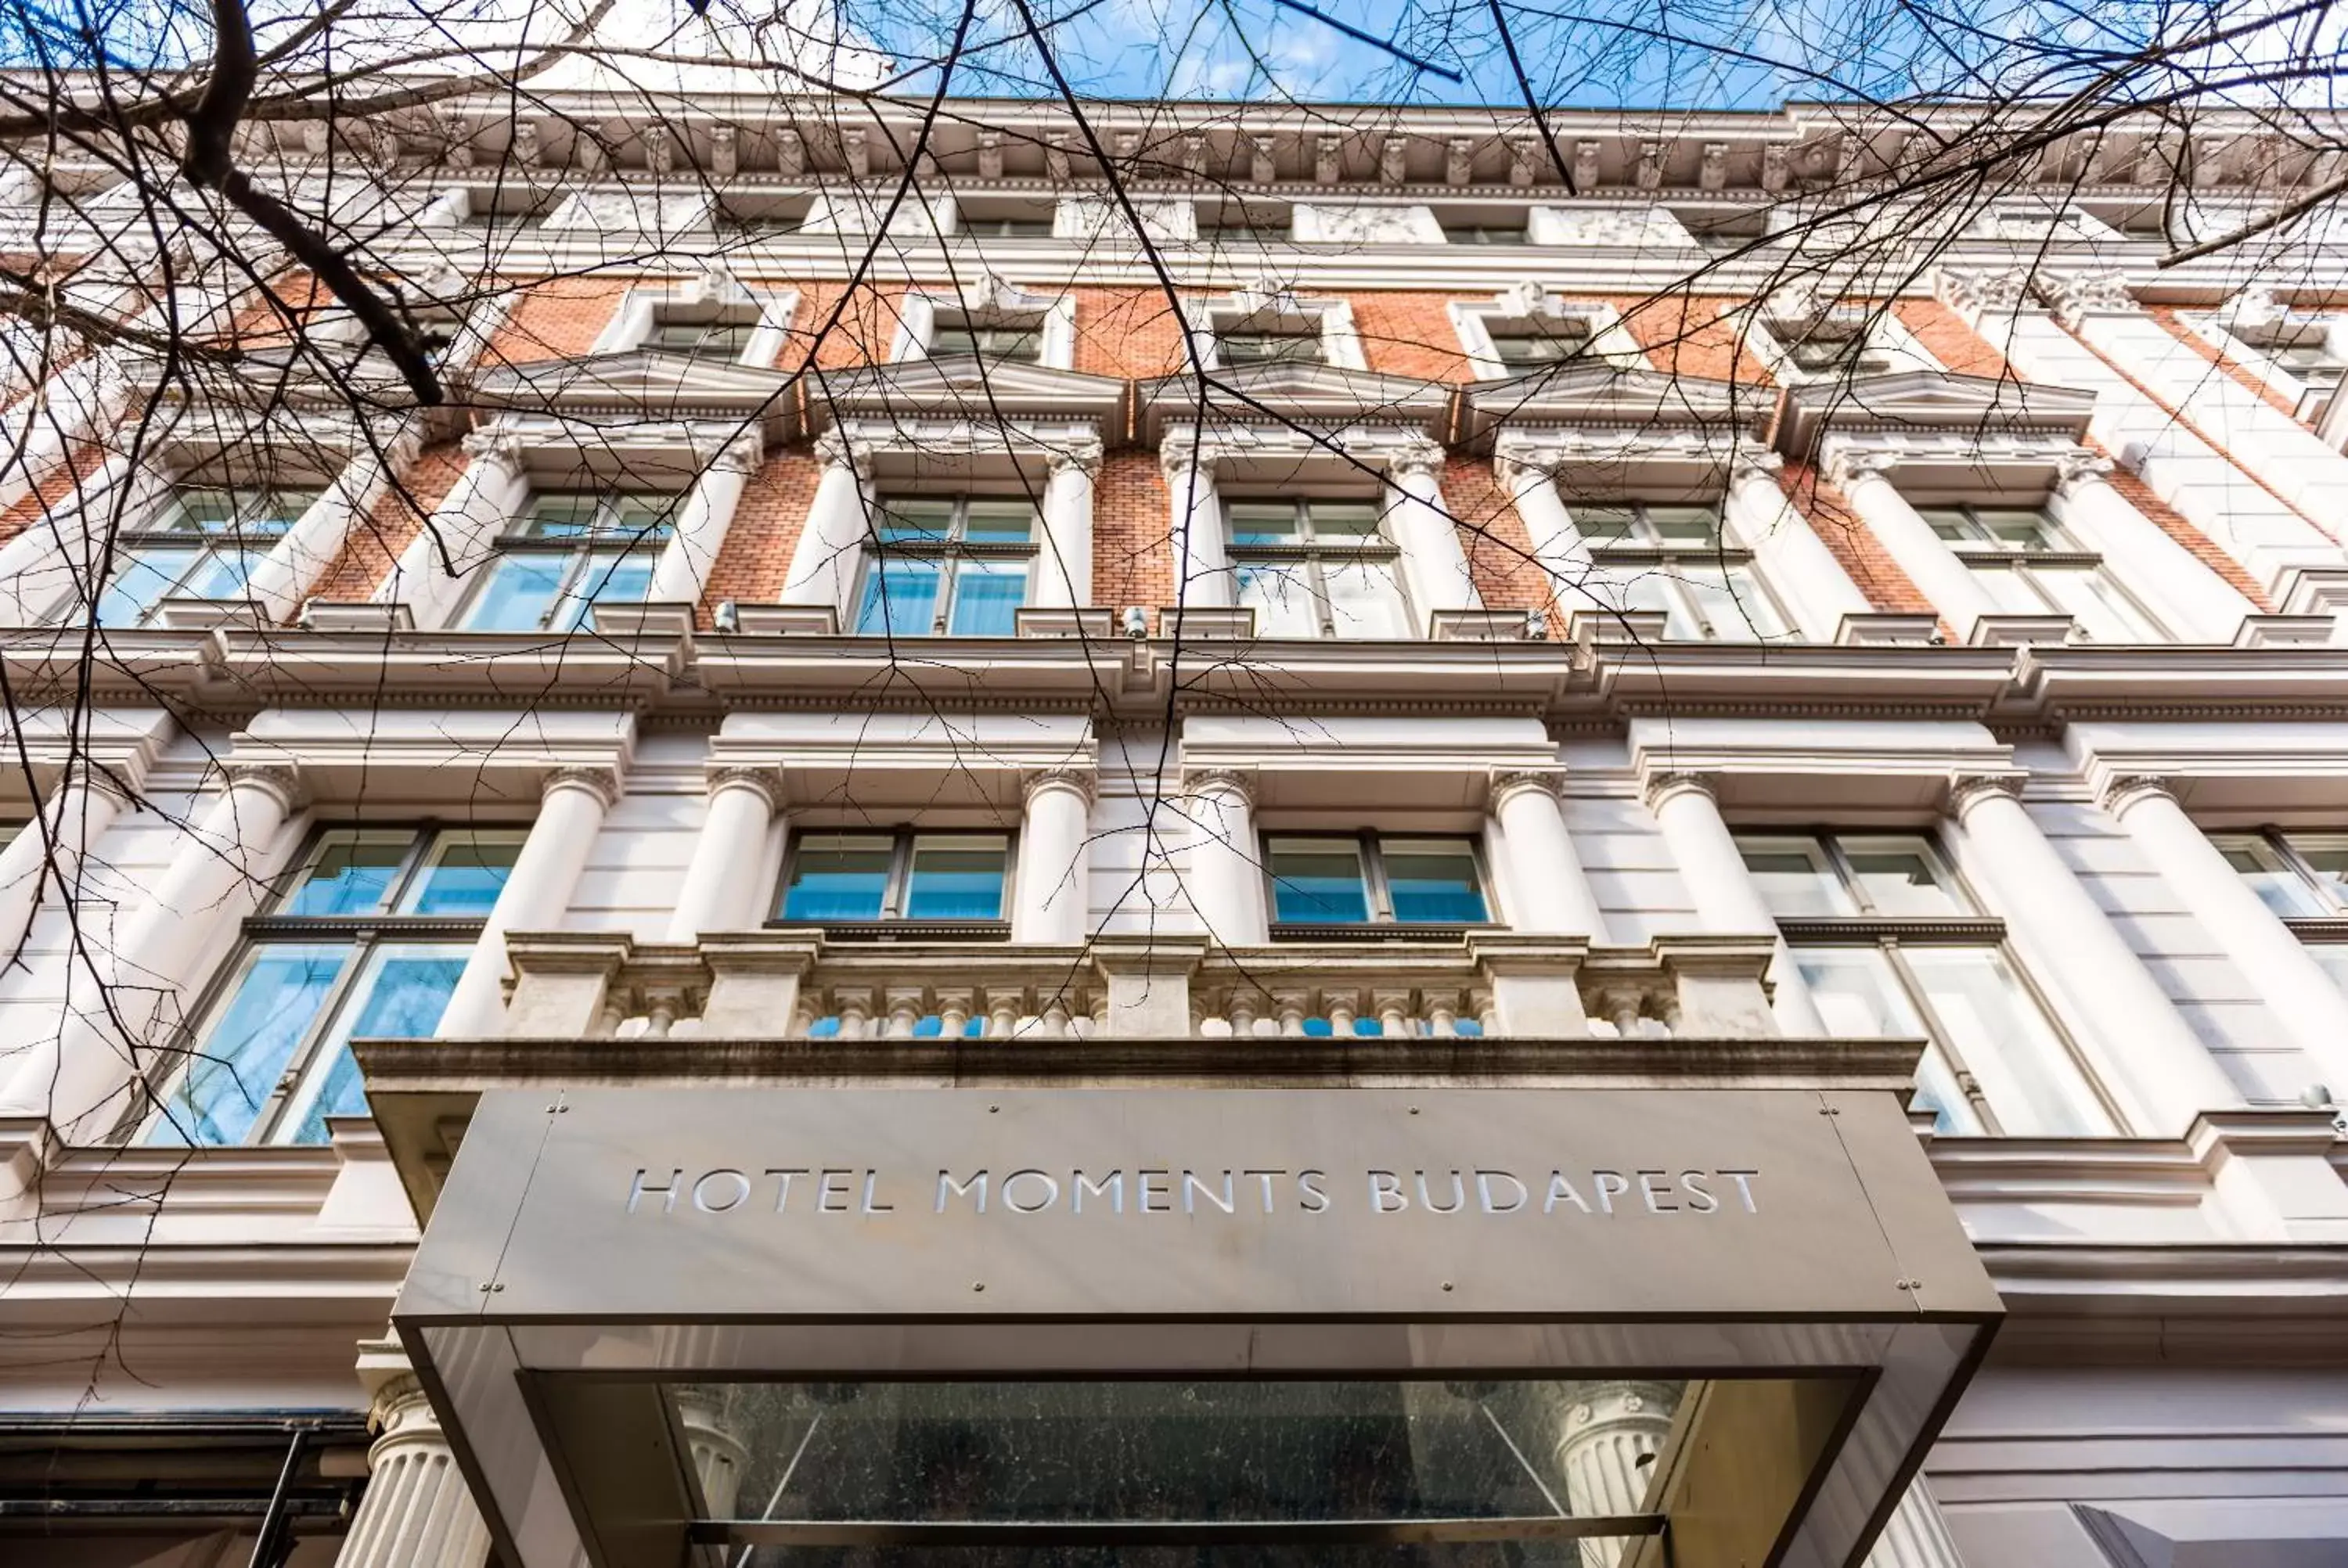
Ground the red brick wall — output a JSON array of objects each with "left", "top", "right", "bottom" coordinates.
[
  {"left": 701, "top": 451, "right": 822, "bottom": 614},
  {"left": 780, "top": 280, "right": 914, "bottom": 371},
  {"left": 1068, "top": 286, "right": 1195, "bottom": 379},
  {"left": 305, "top": 441, "right": 472, "bottom": 606},
  {"left": 1353, "top": 293, "right": 1475, "bottom": 381},
  {"left": 2145, "top": 304, "right": 2303, "bottom": 420},
  {"left": 485, "top": 279, "right": 640, "bottom": 365},
  {"left": 2098, "top": 464, "right": 2272, "bottom": 609},
  {"left": 1610, "top": 293, "right": 1769, "bottom": 383},
  {"left": 1776, "top": 461, "right": 1943, "bottom": 621},
  {"left": 1446, "top": 459, "right": 1558, "bottom": 632},
  {"left": 1895, "top": 298, "right": 2017, "bottom": 380},
  {"left": 1093, "top": 451, "right": 1174, "bottom": 609},
  {"left": 0, "top": 442, "right": 118, "bottom": 548}
]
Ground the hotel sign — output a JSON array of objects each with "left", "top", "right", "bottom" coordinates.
[{"left": 402, "top": 1086, "right": 1996, "bottom": 1322}]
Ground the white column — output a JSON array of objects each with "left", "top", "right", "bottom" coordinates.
[
  {"left": 337, "top": 1370, "right": 491, "bottom": 1568},
  {"left": 2044, "top": 455, "right": 2258, "bottom": 642},
  {"left": 1160, "top": 446, "right": 1232, "bottom": 609},
  {"left": 1550, "top": 1379, "right": 1677, "bottom": 1567},
  {"left": 0, "top": 451, "right": 142, "bottom": 624},
  {"left": 1865, "top": 1476, "right": 1970, "bottom": 1568},
  {"left": 384, "top": 430, "right": 528, "bottom": 627},
  {"left": 1183, "top": 768, "right": 1265, "bottom": 944},
  {"left": 2105, "top": 775, "right": 2348, "bottom": 1096},
  {"left": 1014, "top": 768, "right": 1094, "bottom": 944},
  {"left": 0, "top": 762, "right": 133, "bottom": 965},
  {"left": 665, "top": 768, "right": 781, "bottom": 942},
  {"left": 1946, "top": 773, "right": 2239, "bottom": 1134},
  {"left": 0, "top": 765, "right": 298, "bottom": 1135},
  {"left": 1489, "top": 771, "right": 1609, "bottom": 940},
  {"left": 246, "top": 419, "right": 421, "bottom": 622},
  {"left": 1032, "top": 441, "right": 1100, "bottom": 610},
  {"left": 778, "top": 431, "right": 872, "bottom": 621},
  {"left": 674, "top": 1384, "right": 750, "bottom": 1519},
  {"left": 1828, "top": 448, "right": 2004, "bottom": 636},
  {"left": 436, "top": 767, "right": 618, "bottom": 1038},
  {"left": 1723, "top": 453, "right": 1874, "bottom": 639},
  {"left": 1497, "top": 450, "right": 1595, "bottom": 602},
  {"left": 1382, "top": 439, "right": 1483, "bottom": 623},
  {"left": 650, "top": 430, "right": 760, "bottom": 606},
  {"left": 1644, "top": 772, "right": 1827, "bottom": 1035}
]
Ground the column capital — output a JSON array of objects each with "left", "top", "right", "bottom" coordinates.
[
  {"left": 1824, "top": 444, "right": 1900, "bottom": 490},
  {"left": 543, "top": 764, "right": 621, "bottom": 810},
  {"left": 222, "top": 762, "right": 303, "bottom": 814},
  {"left": 1933, "top": 264, "right": 2035, "bottom": 318},
  {"left": 1946, "top": 771, "right": 2026, "bottom": 816},
  {"left": 57, "top": 756, "right": 139, "bottom": 807},
  {"left": 459, "top": 426, "right": 528, "bottom": 471},
  {"left": 1385, "top": 437, "right": 1449, "bottom": 484},
  {"left": 1642, "top": 770, "right": 1721, "bottom": 811},
  {"left": 1489, "top": 767, "right": 1565, "bottom": 805},
  {"left": 2052, "top": 450, "right": 2117, "bottom": 498},
  {"left": 1160, "top": 436, "right": 1225, "bottom": 483},
  {"left": 1183, "top": 766, "right": 1255, "bottom": 805},
  {"left": 812, "top": 428, "right": 875, "bottom": 478},
  {"left": 1046, "top": 437, "right": 1104, "bottom": 480},
  {"left": 2040, "top": 268, "right": 2139, "bottom": 329},
  {"left": 1727, "top": 449, "right": 1785, "bottom": 488},
  {"left": 693, "top": 427, "right": 764, "bottom": 475},
  {"left": 1023, "top": 766, "right": 1096, "bottom": 805},
  {"left": 705, "top": 764, "right": 783, "bottom": 811},
  {"left": 2099, "top": 772, "right": 2177, "bottom": 815}
]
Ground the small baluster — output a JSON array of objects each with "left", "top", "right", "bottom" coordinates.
[
  {"left": 1470, "top": 986, "right": 1497, "bottom": 1035},
  {"left": 643, "top": 987, "right": 682, "bottom": 1039},
  {"left": 1273, "top": 989, "right": 1309, "bottom": 1036},
  {"left": 787, "top": 994, "right": 818, "bottom": 1038},
  {"left": 1372, "top": 989, "right": 1413, "bottom": 1039},
  {"left": 1655, "top": 984, "right": 1682, "bottom": 1035},
  {"left": 985, "top": 990, "right": 1021, "bottom": 1038},
  {"left": 884, "top": 987, "right": 924, "bottom": 1039},
  {"left": 1041, "top": 998, "right": 1072, "bottom": 1037},
  {"left": 936, "top": 988, "right": 974, "bottom": 1041},
  {"left": 1603, "top": 985, "right": 1644, "bottom": 1038},
  {"left": 1227, "top": 993, "right": 1259, "bottom": 1036},
  {"left": 1076, "top": 992, "right": 1107, "bottom": 1039},
  {"left": 592, "top": 994, "right": 627, "bottom": 1038},
  {"left": 1423, "top": 990, "right": 1460, "bottom": 1038},
  {"left": 1324, "top": 988, "right": 1359, "bottom": 1038},
  {"left": 834, "top": 987, "right": 873, "bottom": 1040}
]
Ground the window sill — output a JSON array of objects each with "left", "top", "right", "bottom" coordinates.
[
  {"left": 767, "top": 919, "right": 1013, "bottom": 942},
  {"left": 243, "top": 915, "right": 491, "bottom": 940},
  {"left": 1268, "top": 922, "right": 1490, "bottom": 943}
]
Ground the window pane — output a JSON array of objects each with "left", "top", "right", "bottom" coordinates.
[
  {"left": 1738, "top": 838, "right": 1854, "bottom": 917},
  {"left": 961, "top": 502, "right": 1037, "bottom": 543},
  {"left": 1961, "top": 560, "right": 2054, "bottom": 616},
  {"left": 946, "top": 559, "right": 1027, "bottom": 635},
  {"left": 2310, "top": 945, "right": 2348, "bottom": 998},
  {"left": 1382, "top": 840, "right": 1486, "bottom": 923},
  {"left": 782, "top": 836, "right": 894, "bottom": 920},
  {"left": 181, "top": 545, "right": 269, "bottom": 601},
  {"left": 572, "top": 548, "right": 657, "bottom": 628},
  {"left": 1903, "top": 947, "right": 2112, "bottom": 1136},
  {"left": 1268, "top": 839, "right": 1370, "bottom": 924},
  {"left": 153, "top": 944, "right": 351, "bottom": 1145},
  {"left": 521, "top": 494, "right": 605, "bottom": 538},
  {"left": 95, "top": 547, "right": 200, "bottom": 626},
  {"left": 282, "top": 830, "right": 412, "bottom": 915},
  {"left": 1220, "top": 332, "right": 1322, "bottom": 364},
  {"left": 1226, "top": 504, "right": 1300, "bottom": 546},
  {"left": 856, "top": 558, "right": 944, "bottom": 635},
  {"left": 163, "top": 488, "right": 242, "bottom": 533},
  {"left": 1678, "top": 564, "right": 1788, "bottom": 642},
  {"left": 1976, "top": 509, "right": 2062, "bottom": 550},
  {"left": 929, "top": 326, "right": 981, "bottom": 355},
  {"left": 2217, "top": 836, "right": 2324, "bottom": 916},
  {"left": 1320, "top": 559, "right": 1413, "bottom": 638},
  {"left": 1792, "top": 944, "right": 1926, "bottom": 1031},
  {"left": 279, "top": 943, "right": 469, "bottom": 1144},
  {"left": 1840, "top": 836, "right": 1967, "bottom": 915},
  {"left": 244, "top": 491, "right": 319, "bottom": 534},
  {"left": 402, "top": 833, "right": 524, "bottom": 915},
  {"left": 1616, "top": 568, "right": 1699, "bottom": 639},
  {"left": 464, "top": 555, "right": 568, "bottom": 631},
  {"left": 2290, "top": 835, "right": 2348, "bottom": 909},
  {"left": 1236, "top": 562, "right": 1320, "bottom": 637},
  {"left": 904, "top": 836, "right": 1008, "bottom": 919},
  {"left": 1642, "top": 507, "right": 1723, "bottom": 546},
  {"left": 876, "top": 498, "right": 955, "bottom": 544},
  {"left": 1568, "top": 505, "right": 1640, "bottom": 545},
  {"left": 1304, "top": 502, "right": 1382, "bottom": 541},
  {"left": 2033, "top": 564, "right": 2159, "bottom": 642}
]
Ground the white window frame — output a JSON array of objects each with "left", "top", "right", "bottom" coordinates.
[
  {"left": 1915, "top": 499, "right": 2173, "bottom": 643},
  {"left": 890, "top": 283, "right": 1077, "bottom": 370},
  {"left": 1449, "top": 287, "right": 1644, "bottom": 379},
  {"left": 592, "top": 275, "right": 798, "bottom": 369},
  {"left": 1562, "top": 498, "right": 1802, "bottom": 644},
  {"left": 2184, "top": 302, "right": 2348, "bottom": 426},
  {"left": 1745, "top": 304, "right": 1943, "bottom": 385},
  {"left": 1188, "top": 293, "right": 1367, "bottom": 372}
]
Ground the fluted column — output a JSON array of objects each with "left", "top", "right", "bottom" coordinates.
[
  {"left": 247, "top": 418, "right": 422, "bottom": 622},
  {"left": 384, "top": 430, "right": 528, "bottom": 628},
  {"left": 0, "top": 761, "right": 135, "bottom": 966},
  {"left": 1828, "top": 449, "right": 2000, "bottom": 637},
  {"left": 1161, "top": 444, "right": 1232, "bottom": 608},
  {"left": 1382, "top": 439, "right": 1482, "bottom": 624},
  {"left": 1723, "top": 452, "right": 1874, "bottom": 639},
  {"left": 1946, "top": 773, "right": 2238, "bottom": 1133},
  {"left": 437, "top": 767, "right": 619, "bottom": 1038},
  {"left": 1644, "top": 771, "right": 1826, "bottom": 1034},
  {"left": 337, "top": 1376, "right": 491, "bottom": 1568},
  {"left": 2044, "top": 453, "right": 2257, "bottom": 642},
  {"left": 1865, "top": 1476, "right": 1969, "bottom": 1568},
  {"left": 1550, "top": 1379, "right": 1677, "bottom": 1567},
  {"left": 0, "top": 451, "right": 142, "bottom": 624},
  {"left": 1496, "top": 450, "right": 1595, "bottom": 607},
  {"left": 1014, "top": 768, "right": 1094, "bottom": 944},
  {"left": 674, "top": 1384, "right": 750, "bottom": 1519},
  {"left": 2105, "top": 775, "right": 2348, "bottom": 1095},
  {"left": 0, "top": 764, "right": 299, "bottom": 1134},
  {"left": 778, "top": 430, "right": 872, "bottom": 620},
  {"left": 1489, "top": 770, "right": 1608, "bottom": 940},
  {"left": 650, "top": 430, "right": 761, "bottom": 606},
  {"left": 1033, "top": 441, "right": 1100, "bottom": 610},
  {"left": 1183, "top": 768, "right": 1266, "bottom": 944},
  {"left": 666, "top": 768, "right": 782, "bottom": 942}
]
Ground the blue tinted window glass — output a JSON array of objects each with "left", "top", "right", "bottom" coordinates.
[
  {"left": 1384, "top": 841, "right": 1488, "bottom": 923},
  {"left": 402, "top": 835, "right": 521, "bottom": 915},
  {"left": 904, "top": 836, "right": 1007, "bottom": 919},
  {"left": 464, "top": 555, "right": 567, "bottom": 630},
  {"left": 782, "top": 836, "right": 893, "bottom": 920},
  {"left": 947, "top": 559, "right": 1026, "bottom": 635},
  {"left": 856, "top": 559, "right": 942, "bottom": 635},
  {"left": 285, "top": 946, "right": 465, "bottom": 1144},
  {"left": 1266, "top": 840, "right": 1370, "bottom": 923},
  {"left": 154, "top": 944, "right": 350, "bottom": 1145},
  {"left": 96, "top": 547, "right": 198, "bottom": 627},
  {"left": 572, "top": 548, "right": 656, "bottom": 629},
  {"left": 283, "top": 832, "right": 409, "bottom": 915}
]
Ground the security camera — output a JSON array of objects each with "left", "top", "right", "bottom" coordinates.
[
  {"left": 1524, "top": 610, "right": 1549, "bottom": 640},
  {"left": 1123, "top": 606, "right": 1149, "bottom": 638}
]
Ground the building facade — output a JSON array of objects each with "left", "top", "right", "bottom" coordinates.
[{"left": 2, "top": 81, "right": 2348, "bottom": 1568}]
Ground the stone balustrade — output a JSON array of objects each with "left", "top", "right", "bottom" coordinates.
[{"left": 496, "top": 929, "right": 1781, "bottom": 1041}]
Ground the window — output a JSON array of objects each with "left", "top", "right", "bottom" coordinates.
[
  {"left": 146, "top": 828, "right": 522, "bottom": 1146},
  {"left": 460, "top": 490, "right": 676, "bottom": 632},
  {"left": 963, "top": 217, "right": 1054, "bottom": 238},
  {"left": 929, "top": 319, "right": 1045, "bottom": 361},
  {"left": 1777, "top": 317, "right": 1890, "bottom": 376},
  {"left": 1215, "top": 325, "right": 1324, "bottom": 365},
  {"left": 2217, "top": 831, "right": 2348, "bottom": 994},
  {"left": 1226, "top": 498, "right": 1413, "bottom": 638},
  {"left": 778, "top": 830, "right": 1011, "bottom": 926},
  {"left": 87, "top": 484, "right": 320, "bottom": 628},
  {"left": 1443, "top": 222, "right": 1528, "bottom": 246},
  {"left": 644, "top": 318, "right": 759, "bottom": 360},
  {"left": 1570, "top": 502, "right": 1796, "bottom": 643},
  {"left": 1483, "top": 319, "right": 1593, "bottom": 367},
  {"left": 2232, "top": 321, "right": 2346, "bottom": 423},
  {"left": 1265, "top": 834, "right": 1490, "bottom": 930},
  {"left": 854, "top": 495, "right": 1036, "bottom": 637},
  {"left": 1739, "top": 832, "right": 2115, "bottom": 1137},
  {"left": 1916, "top": 503, "right": 2165, "bottom": 642}
]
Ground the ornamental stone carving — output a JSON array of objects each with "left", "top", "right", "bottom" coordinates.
[
  {"left": 1728, "top": 449, "right": 1786, "bottom": 487},
  {"left": 1489, "top": 768, "right": 1565, "bottom": 804},
  {"left": 813, "top": 428, "right": 877, "bottom": 477},
  {"left": 2052, "top": 450, "right": 2116, "bottom": 497},
  {"left": 693, "top": 428, "right": 764, "bottom": 475},
  {"left": 1946, "top": 771, "right": 2026, "bottom": 815},
  {"left": 223, "top": 763, "right": 303, "bottom": 814},
  {"left": 1183, "top": 768, "right": 1257, "bottom": 806},
  {"left": 1047, "top": 438, "right": 1104, "bottom": 480},
  {"left": 1824, "top": 446, "right": 1900, "bottom": 488},
  {"left": 1935, "top": 264, "right": 2033, "bottom": 316},
  {"left": 706, "top": 766, "right": 783, "bottom": 811},
  {"left": 2099, "top": 773, "right": 2177, "bottom": 815},
  {"left": 1642, "top": 770, "right": 1720, "bottom": 811},
  {"left": 544, "top": 764, "right": 622, "bottom": 810},
  {"left": 1023, "top": 767, "right": 1097, "bottom": 805},
  {"left": 1385, "top": 439, "right": 1449, "bottom": 484},
  {"left": 2040, "top": 268, "right": 2137, "bottom": 327}
]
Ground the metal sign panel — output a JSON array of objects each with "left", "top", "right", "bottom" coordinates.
[{"left": 399, "top": 1086, "right": 1997, "bottom": 1323}]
